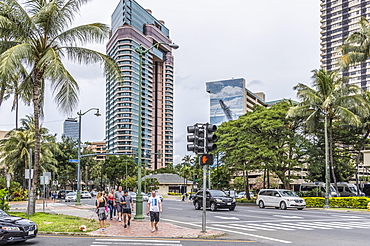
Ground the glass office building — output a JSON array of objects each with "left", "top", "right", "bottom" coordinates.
[
  {"left": 63, "top": 118, "right": 79, "bottom": 141},
  {"left": 106, "top": 0, "right": 175, "bottom": 169}
]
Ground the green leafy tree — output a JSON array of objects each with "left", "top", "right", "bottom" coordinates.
[
  {"left": 287, "top": 69, "right": 368, "bottom": 191},
  {"left": 0, "top": 0, "right": 120, "bottom": 214},
  {"left": 104, "top": 156, "right": 136, "bottom": 189}
]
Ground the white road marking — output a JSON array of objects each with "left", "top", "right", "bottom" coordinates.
[
  {"left": 161, "top": 218, "right": 292, "bottom": 244},
  {"left": 214, "top": 216, "right": 240, "bottom": 220},
  {"left": 266, "top": 223, "right": 313, "bottom": 230},
  {"left": 273, "top": 215, "right": 304, "bottom": 219},
  {"left": 212, "top": 224, "right": 256, "bottom": 231}
]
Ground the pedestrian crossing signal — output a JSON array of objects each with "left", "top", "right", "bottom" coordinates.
[{"left": 201, "top": 154, "right": 213, "bottom": 165}]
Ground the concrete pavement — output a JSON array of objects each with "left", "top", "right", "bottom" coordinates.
[{"left": 8, "top": 197, "right": 224, "bottom": 239}]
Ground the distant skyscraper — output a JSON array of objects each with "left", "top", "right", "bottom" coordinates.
[
  {"left": 63, "top": 118, "right": 79, "bottom": 141},
  {"left": 106, "top": 0, "right": 175, "bottom": 169},
  {"left": 320, "top": 0, "right": 369, "bottom": 89},
  {"left": 206, "top": 78, "right": 267, "bottom": 126}
]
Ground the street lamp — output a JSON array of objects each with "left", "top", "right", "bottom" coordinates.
[
  {"left": 76, "top": 108, "right": 101, "bottom": 205},
  {"left": 134, "top": 42, "right": 179, "bottom": 220},
  {"left": 310, "top": 106, "right": 330, "bottom": 208}
]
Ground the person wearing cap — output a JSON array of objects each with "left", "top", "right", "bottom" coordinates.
[
  {"left": 146, "top": 190, "right": 162, "bottom": 233},
  {"left": 120, "top": 190, "right": 134, "bottom": 228}
]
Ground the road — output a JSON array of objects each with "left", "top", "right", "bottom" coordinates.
[
  {"left": 159, "top": 199, "right": 370, "bottom": 246},
  {"left": 17, "top": 235, "right": 258, "bottom": 246},
  {"left": 14, "top": 198, "right": 370, "bottom": 245}
]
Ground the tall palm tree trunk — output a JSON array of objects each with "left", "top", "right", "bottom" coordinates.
[{"left": 29, "top": 70, "right": 42, "bottom": 215}]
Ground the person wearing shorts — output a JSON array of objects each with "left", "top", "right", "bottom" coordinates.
[
  {"left": 120, "top": 190, "right": 134, "bottom": 228},
  {"left": 146, "top": 190, "right": 162, "bottom": 233},
  {"left": 114, "top": 186, "right": 124, "bottom": 221}
]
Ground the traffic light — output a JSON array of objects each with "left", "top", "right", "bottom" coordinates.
[
  {"left": 193, "top": 175, "right": 198, "bottom": 182},
  {"left": 186, "top": 125, "right": 205, "bottom": 154},
  {"left": 205, "top": 124, "right": 217, "bottom": 152},
  {"left": 200, "top": 154, "right": 214, "bottom": 165}
]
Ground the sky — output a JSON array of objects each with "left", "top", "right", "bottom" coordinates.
[{"left": 0, "top": 0, "right": 321, "bottom": 165}]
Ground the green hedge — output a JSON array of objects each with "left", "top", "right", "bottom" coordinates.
[
  {"left": 304, "top": 197, "right": 370, "bottom": 209},
  {"left": 236, "top": 198, "right": 256, "bottom": 203}
]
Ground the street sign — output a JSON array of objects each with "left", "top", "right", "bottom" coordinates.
[
  {"left": 40, "top": 176, "right": 50, "bottom": 185},
  {"left": 68, "top": 159, "right": 79, "bottom": 163},
  {"left": 25, "top": 169, "right": 34, "bottom": 179}
]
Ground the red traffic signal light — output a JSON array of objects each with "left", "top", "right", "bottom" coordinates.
[{"left": 200, "top": 154, "right": 214, "bottom": 165}]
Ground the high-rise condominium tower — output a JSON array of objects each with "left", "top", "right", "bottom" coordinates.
[
  {"left": 320, "top": 0, "right": 370, "bottom": 89},
  {"left": 106, "top": 0, "right": 175, "bottom": 169}
]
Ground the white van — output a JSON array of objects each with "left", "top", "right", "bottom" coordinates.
[
  {"left": 299, "top": 182, "right": 340, "bottom": 197},
  {"left": 335, "top": 182, "right": 365, "bottom": 197}
]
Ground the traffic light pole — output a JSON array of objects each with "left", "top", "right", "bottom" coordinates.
[{"left": 201, "top": 159, "right": 207, "bottom": 233}]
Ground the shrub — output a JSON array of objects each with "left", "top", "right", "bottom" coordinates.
[
  {"left": 303, "top": 197, "right": 370, "bottom": 209},
  {"left": 236, "top": 198, "right": 256, "bottom": 203}
]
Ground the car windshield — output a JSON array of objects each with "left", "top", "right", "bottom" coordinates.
[
  {"left": 129, "top": 192, "right": 136, "bottom": 196},
  {"left": 209, "top": 190, "right": 227, "bottom": 197},
  {"left": 349, "top": 186, "right": 357, "bottom": 193},
  {"left": 280, "top": 190, "right": 298, "bottom": 197},
  {"left": 239, "top": 192, "right": 245, "bottom": 195},
  {"left": 0, "top": 210, "right": 8, "bottom": 217},
  {"left": 67, "top": 192, "right": 76, "bottom": 196}
]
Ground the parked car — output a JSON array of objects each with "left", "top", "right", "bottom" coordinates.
[
  {"left": 128, "top": 191, "right": 136, "bottom": 202},
  {"left": 224, "top": 190, "right": 238, "bottom": 198},
  {"left": 237, "top": 191, "right": 254, "bottom": 198},
  {"left": 90, "top": 190, "right": 98, "bottom": 197},
  {"left": 335, "top": 182, "right": 365, "bottom": 197},
  {"left": 81, "top": 191, "right": 92, "bottom": 199},
  {"left": 193, "top": 189, "right": 236, "bottom": 211},
  {"left": 0, "top": 209, "right": 38, "bottom": 244},
  {"left": 141, "top": 192, "right": 149, "bottom": 201},
  {"left": 256, "top": 189, "right": 306, "bottom": 210},
  {"left": 147, "top": 191, "right": 163, "bottom": 202},
  {"left": 65, "top": 192, "right": 77, "bottom": 202},
  {"left": 299, "top": 182, "right": 340, "bottom": 197},
  {"left": 58, "top": 190, "right": 73, "bottom": 199}
]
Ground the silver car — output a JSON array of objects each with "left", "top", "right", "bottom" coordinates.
[
  {"left": 81, "top": 191, "right": 92, "bottom": 199},
  {"left": 65, "top": 192, "right": 77, "bottom": 202},
  {"left": 256, "top": 189, "right": 306, "bottom": 210}
]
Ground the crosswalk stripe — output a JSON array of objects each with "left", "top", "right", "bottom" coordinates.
[
  {"left": 230, "top": 223, "right": 275, "bottom": 231},
  {"left": 92, "top": 239, "right": 182, "bottom": 246},
  {"left": 247, "top": 223, "right": 294, "bottom": 231},
  {"left": 307, "top": 222, "right": 353, "bottom": 229},
  {"left": 293, "top": 222, "right": 333, "bottom": 230},
  {"left": 266, "top": 223, "right": 313, "bottom": 230},
  {"left": 212, "top": 224, "right": 257, "bottom": 231}
]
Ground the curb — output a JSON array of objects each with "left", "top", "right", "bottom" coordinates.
[{"left": 38, "top": 231, "right": 227, "bottom": 239}]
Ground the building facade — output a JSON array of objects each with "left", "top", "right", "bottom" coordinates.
[
  {"left": 63, "top": 118, "right": 79, "bottom": 141},
  {"left": 87, "top": 141, "right": 107, "bottom": 161},
  {"left": 206, "top": 78, "right": 267, "bottom": 126},
  {"left": 106, "top": 0, "right": 175, "bottom": 169},
  {"left": 320, "top": 0, "right": 370, "bottom": 89}
]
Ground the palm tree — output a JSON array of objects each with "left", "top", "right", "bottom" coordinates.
[
  {"left": 0, "top": 115, "right": 60, "bottom": 188},
  {"left": 0, "top": 1, "right": 120, "bottom": 214},
  {"left": 339, "top": 17, "right": 370, "bottom": 67},
  {"left": 287, "top": 69, "right": 368, "bottom": 190}
]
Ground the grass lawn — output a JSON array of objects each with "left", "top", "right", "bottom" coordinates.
[{"left": 8, "top": 212, "right": 101, "bottom": 233}]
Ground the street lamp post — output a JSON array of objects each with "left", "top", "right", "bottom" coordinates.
[
  {"left": 323, "top": 109, "right": 330, "bottom": 208},
  {"left": 76, "top": 108, "right": 101, "bottom": 205},
  {"left": 133, "top": 42, "right": 179, "bottom": 220}
]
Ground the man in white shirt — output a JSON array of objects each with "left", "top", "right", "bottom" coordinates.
[
  {"left": 114, "top": 186, "right": 124, "bottom": 222},
  {"left": 146, "top": 190, "right": 162, "bottom": 233}
]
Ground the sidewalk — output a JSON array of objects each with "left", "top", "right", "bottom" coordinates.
[{"left": 9, "top": 200, "right": 225, "bottom": 239}]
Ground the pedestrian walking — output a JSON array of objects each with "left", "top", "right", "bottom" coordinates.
[
  {"left": 120, "top": 190, "right": 134, "bottom": 228},
  {"left": 95, "top": 191, "right": 107, "bottom": 231},
  {"left": 114, "top": 186, "right": 124, "bottom": 222},
  {"left": 108, "top": 189, "right": 117, "bottom": 220},
  {"left": 146, "top": 190, "right": 162, "bottom": 233}
]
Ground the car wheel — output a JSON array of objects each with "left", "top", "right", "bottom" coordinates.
[
  {"left": 210, "top": 202, "right": 217, "bottom": 212},
  {"left": 258, "top": 200, "right": 265, "bottom": 208},
  {"left": 280, "top": 201, "right": 287, "bottom": 210},
  {"left": 229, "top": 206, "right": 235, "bottom": 211},
  {"left": 194, "top": 201, "right": 201, "bottom": 210},
  {"left": 297, "top": 208, "right": 304, "bottom": 210}
]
